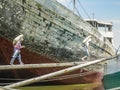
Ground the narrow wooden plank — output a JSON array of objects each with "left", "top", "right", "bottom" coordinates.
[{"left": 0, "top": 62, "right": 86, "bottom": 70}]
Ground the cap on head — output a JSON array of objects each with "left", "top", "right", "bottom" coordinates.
[
  {"left": 15, "top": 34, "right": 24, "bottom": 41},
  {"left": 20, "top": 34, "right": 24, "bottom": 37}
]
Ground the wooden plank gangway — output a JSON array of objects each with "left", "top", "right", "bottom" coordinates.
[
  {"left": 0, "top": 54, "right": 119, "bottom": 71},
  {"left": 0, "top": 86, "right": 18, "bottom": 90},
  {"left": 0, "top": 62, "right": 87, "bottom": 70},
  {"left": 3, "top": 54, "right": 120, "bottom": 88}
]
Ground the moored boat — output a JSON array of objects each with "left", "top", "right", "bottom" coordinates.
[{"left": 0, "top": 0, "right": 115, "bottom": 85}]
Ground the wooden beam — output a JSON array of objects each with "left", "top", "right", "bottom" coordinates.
[
  {"left": 0, "top": 62, "right": 86, "bottom": 70},
  {"left": 4, "top": 54, "right": 119, "bottom": 88},
  {"left": 0, "top": 86, "right": 18, "bottom": 90}
]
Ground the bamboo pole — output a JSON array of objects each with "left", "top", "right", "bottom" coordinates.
[
  {"left": 0, "top": 87, "right": 5, "bottom": 90},
  {"left": 0, "top": 86, "right": 18, "bottom": 90},
  {"left": 4, "top": 54, "right": 119, "bottom": 88},
  {"left": 0, "top": 62, "right": 86, "bottom": 70}
]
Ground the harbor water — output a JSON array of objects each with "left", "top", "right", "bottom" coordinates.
[{"left": 19, "top": 82, "right": 103, "bottom": 90}]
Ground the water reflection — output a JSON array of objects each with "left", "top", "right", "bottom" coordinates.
[{"left": 19, "top": 82, "right": 103, "bottom": 90}]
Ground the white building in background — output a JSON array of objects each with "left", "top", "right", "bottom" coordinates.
[{"left": 85, "top": 19, "right": 113, "bottom": 44}]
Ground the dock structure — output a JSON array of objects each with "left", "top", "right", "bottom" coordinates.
[{"left": 3, "top": 54, "right": 119, "bottom": 88}]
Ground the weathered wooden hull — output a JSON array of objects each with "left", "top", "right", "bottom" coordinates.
[
  {"left": 0, "top": 0, "right": 115, "bottom": 85},
  {"left": 0, "top": 36, "right": 103, "bottom": 85}
]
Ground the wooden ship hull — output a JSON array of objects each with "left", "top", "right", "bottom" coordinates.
[{"left": 0, "top": 0, "right": 115, "bottom": 85}]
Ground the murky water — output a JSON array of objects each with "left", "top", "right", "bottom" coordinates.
[{"left": 19, "top": 82, "right": 103, "bottom": 90}]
